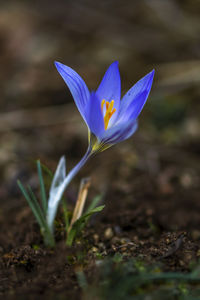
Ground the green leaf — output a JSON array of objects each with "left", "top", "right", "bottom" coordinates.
[
  {"left": 17, "top": 180, "right": 55, "bottom": 248},
  {"left": 62, "top": 198, "right": 70, "bottom": 232},
  {"left": 85, "top": 194, "right": 102, "bottom": 214},
  {"left": 73, "top": 205, "right": 105, "bottom": 229},
  {"left": 17, "top": 180, "right": 45, "bottom": 230},
  {"left": 40, "top": 162, "right": 53, "bottom": 178},
  {"left": 27, "top": 186, "right": 46, "bottom": 223},
  {"left": 66, "top": 205, "right": 105, "bottom": 246},
  {"left": 37, "top": 160, "right": 47, "bottom": 214},
  {"left": 66, "top": 227, "right": 76, "bottom": 247}
]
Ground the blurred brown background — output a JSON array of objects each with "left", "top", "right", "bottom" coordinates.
[{"left": 0, "top": 0, "right": 199, "bottom": 211}]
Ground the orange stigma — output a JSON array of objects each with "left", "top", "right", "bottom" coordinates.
[{"left": 101, "top": 99, "right": 116, "bottom": 130}]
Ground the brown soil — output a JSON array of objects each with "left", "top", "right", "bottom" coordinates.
[{"left": 0, "top": 137, "right": 200, "bottom": 299}]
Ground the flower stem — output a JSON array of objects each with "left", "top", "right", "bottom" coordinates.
[
  {"left": 47, "top": 146, "right": 92, "bottom": 232},
  {"left": 42, "top": 227, "right": 55, "bottom": 247},
  {"left": 65, "top": 147, "right": 92, "bottom": 186}
]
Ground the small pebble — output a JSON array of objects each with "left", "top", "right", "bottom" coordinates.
[
  {"left": 111, "top": 245, "right": 117, "bottom": 251},
  {"left": 91, "top": 247, "right": 98, "bottom": 253},
  {"left": 98, "top": 242, "right": 106, "bottom": 250},
  {"left": 180, "top": 173, "right": 192, "bottom": 188},
  {"left": 179, "top": 260, "right": 185, "bottom": 266},
  {"left": 120, "top": 238, "right": 130, "bottom": 244},
  {"left": 114, "top": 225, "right": 122, "bottom": 234},
  {"left": 93, "top": 234, "right": 99, "bottom": 243},
  {"left": 121, "top": 247, "right": 127, "bottom": 252},
  {"left": 104, "top": 227, "right": 113, "bottom": 240},
  {"left": 133, "top": 236, "right": 139, "bottom": 242}
]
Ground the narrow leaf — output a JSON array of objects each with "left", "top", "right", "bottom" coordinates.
[
  {"left": 85, "top": 194, "right": 102, "bottom": 214},
  {"left": 37, "top": 160, "right": 47, "bottom": 214},
  {"left": 62, "top": 198, "right": 70, "bottom": 231},
  {"left": 17, "top": 180, "right": 45, "bottom": 230},
  {"left": 27, "top": 186, "right": 47, "bottom": 227},
  {"left": 66, "top": 205, "right": 105, "bottom": 246},
  {"left": 76, "top": 205, "right": 105, "bottom": 227},
  {"left": 66, "top": 228, "right": 76, "bottom": 247},
  {"left": 27, "top": 185, "right": 55, "bottom": 247},
  {"left": 41, "top": 162, "right": 53, "bottom": 178}
]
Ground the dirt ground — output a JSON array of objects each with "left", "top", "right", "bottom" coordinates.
[{"left": 0, "top": 126, "right": 200, "bottom": 299}]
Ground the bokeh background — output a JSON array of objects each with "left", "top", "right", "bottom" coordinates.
[{"left": 0, "top": 0, "right": 200, "bottom": 222}]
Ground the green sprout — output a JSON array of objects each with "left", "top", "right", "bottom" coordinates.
[{"left": 18, "top": 160, "right": 104, "bottom": 247}]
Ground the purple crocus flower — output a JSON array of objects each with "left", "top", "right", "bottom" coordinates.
[
  {"left": 55, "top": 61, "right": 154, "bottom": 152},
  {"left": 47, "top": 62, "right": 154, "bottom": 231}
]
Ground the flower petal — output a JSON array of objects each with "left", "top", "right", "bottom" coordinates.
[
  {"left": 118, "top": 70, "right": 154, "bottom": 122},
  {"left": 55, "top": 61, "right": 90, "bottom": 122},
  {"left": 96, "top": 61, "right": 121, "bottom": 125},
  {"left": 100, "top": 119, "right": 138, "bottom": 145},
  {"left": 85, "top": 92, "right": 105, "bottom": 138}
]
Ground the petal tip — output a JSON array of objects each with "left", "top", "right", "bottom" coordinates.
[
  {"left": 151, "top": 69, "right": 155, "bottom": 75},
  {"left": 144, "top": 69, "right": 155, "bottom": 87},
  {"left": 54, "top": 61, "right": 62, "bottom": 69},
  {"left": 149, "top": 69, "right": 155, "bottom": 79},
  {"left": 108, "top": 60, "right": 119, "bottom": 70},
  {"left": 113, "top": 60, "right": 119, "bottom": 66},
  {"left": 111, "top": 61, "right": 119, "bottom": 69}
]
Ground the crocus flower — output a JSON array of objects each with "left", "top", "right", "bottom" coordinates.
[
  {"left": 47, "top": 62, "right": 154, "bottom": 231},
  {"left": 54, "top": 61, "right": 154, "bottom": 151}
]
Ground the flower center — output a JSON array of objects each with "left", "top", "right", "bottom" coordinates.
[{"left": 101, "top": 99, "right": 116, "bottom": 130}]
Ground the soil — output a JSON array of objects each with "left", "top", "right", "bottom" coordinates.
[{"left": 0, "top": 136, "right": 200, "bottom": 299}]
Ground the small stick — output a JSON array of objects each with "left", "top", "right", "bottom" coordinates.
[{"left": 68, "top": 177, "right": 91, "bottom": 233}]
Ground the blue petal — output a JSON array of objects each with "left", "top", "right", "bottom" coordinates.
[
  {"left": 96, "top": 61, "right": 121, "bottom": 125},
  {"left": 85, "top": 92, "right": 104, "bottom": 138},
  {"left": 100, "top": 119, "right": 138, "bottom": 145},
  {"left": 118, "top": 70, "right": 155, "bottom": 122},
  {"left": 118, "top": 91, "right": 148, "bottom": 122},
  {"left": 55, "top": 61, "right": 90, "bottom": 122}
]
